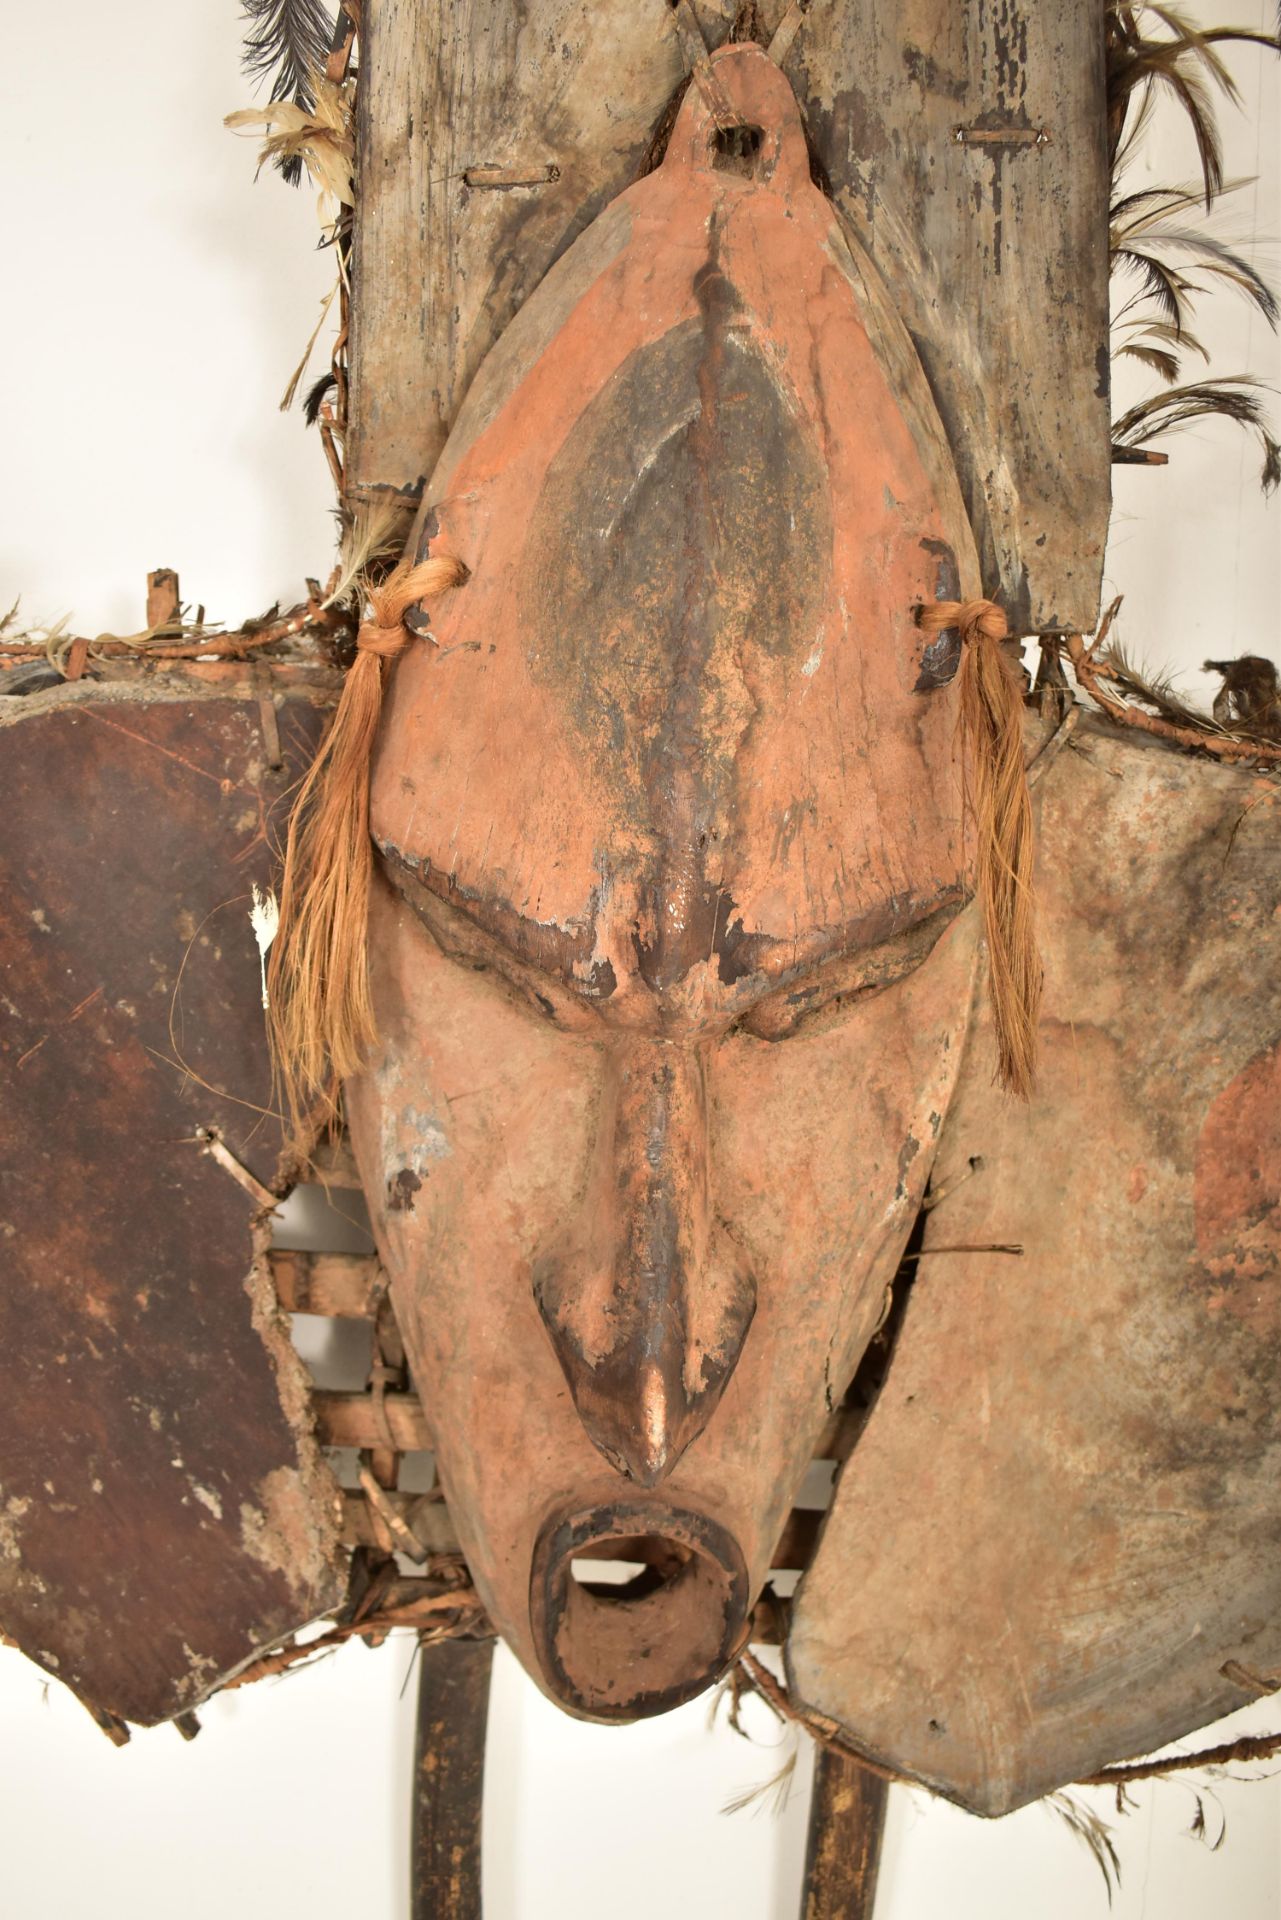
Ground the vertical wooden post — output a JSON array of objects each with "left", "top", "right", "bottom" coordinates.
[
  {"left": 800, "top": 1748, "right": 889, "bottom": 1920},
  {"left": 411, "top": 1637, "right": 495, "bottom": 1920}
]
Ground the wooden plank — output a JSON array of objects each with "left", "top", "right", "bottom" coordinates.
[
  {"left": 0, "top": 680, "right": 346, "bottom": 1724},
  {"left": 801, "top": 1750, "right": 889, "bottom": 1920},
  {"left": 312, "top": 1388, "right": 432, "bottom": 1450},
  {"left": 348, "top": 0, "right": 1107, "bottom": 630},
  {"left": 339, "top": 1490, "right": 819, "bottom": 1570},
  {"left": 269, "top": 1248, "right": 382, "bottom": 1317},
  {"left": 342, "top": 1492, "right": 461, "bottom": 1555},
  {"left": 783, "top": 0, "right": 1110, "bottom": 632},
  {"left": 411, "top": 1638, "right": 494, "bottom": 1920},
  {"left": 347, "top": 0, "right": 736, "bottom": 504}
]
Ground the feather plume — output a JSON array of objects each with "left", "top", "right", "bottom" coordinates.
[
  {"left": 249, "top": 886, "right": 280, "bottom": 1010},
  {"left": 225, "top": 76, "right": 354, "bottom": 209},
  {"left": 1112, "top": 376, "right": 1281, "bottom": 493},
  {"left": 1106, "top": 6, "right": 1278, "bottom": 210},
  {"left": 1044, "top": 1792, "right": 1122, "bottom": 1903},
  {"left": 721, "top": 1749, "right": 798, "bottom": 1818},
  {"left": 1111, "top": 181, "right": 1280, "bottom": 334},
  {"left": 239, "top": 0, "right": 335, "bottom": 185},
  {"left": 303, "top": 370, "right": 337, "bottom": 427},
  {"left": 1098, "top": 645, "right": 1224, "bottom": 731},
  {"left": 322, "top": 500, "right": 418, "bottom": 611}
]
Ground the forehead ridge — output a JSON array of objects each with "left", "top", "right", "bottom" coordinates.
[{"left": 370, "top": 85, "right": 977, "bottom": 1012}]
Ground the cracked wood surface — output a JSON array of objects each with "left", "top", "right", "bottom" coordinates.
[
  {"left": 0, "top": 679, "right": 345, "bottom": 1724},
  {"left": 348, "top": 0, "right": 1107, "bottom": 632}
]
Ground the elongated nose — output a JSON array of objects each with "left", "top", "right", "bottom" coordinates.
[{"left": 534, "top": 1040, "right": 755, "bottom": 1485}]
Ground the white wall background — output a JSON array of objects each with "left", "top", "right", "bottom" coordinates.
[{"left": 2, "top": 5, "right": 1278, "bottom": 1918}]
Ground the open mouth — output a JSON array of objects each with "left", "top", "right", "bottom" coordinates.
[{"left": 529, "top": 1500, "right": 750, "bottom": 1721}]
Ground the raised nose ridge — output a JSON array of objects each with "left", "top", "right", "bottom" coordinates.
[{"left": 533, "top": 1042, "right": 755, "bottom": 1484}]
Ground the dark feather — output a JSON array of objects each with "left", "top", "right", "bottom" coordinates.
[
  {"left": 1106, "top": 6, "right": 1278, "bottom": 209},
  {"left": 1112, "top": 377, "right": 1281, "bottom": 495},
  {"left": 1116, "top": 341, "right": 1182, "bottom": 382},
  {"left": 1112, "top": 246, "right": 1193, "bottom": 333},
  {"left": 1045, "top": 1792, "right": 1122, "bottom": 1905},
  {"left": 240, "top": 0, "right": 335, "bottom": 185},
  {"left": 1203, "top": 656, "right": 1281, "bottom": 740},
  {"left": 303, "top": 370, "right": 337, "bottom": 426}
]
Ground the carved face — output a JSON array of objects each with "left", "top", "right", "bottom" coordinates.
[{"left": 346, "top": 46, "right": 982, "bottom": 1719}]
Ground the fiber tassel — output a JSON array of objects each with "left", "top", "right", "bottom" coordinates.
[
  {"left": 269, "top": 551, "right": 467, "bottom": 1145},
  {"left": 918, "top": 598, "right": 1042, "bottom": 1097}
]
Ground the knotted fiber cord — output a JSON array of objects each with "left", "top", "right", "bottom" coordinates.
[
  {"left": 268, "top": 553, "right": 467, "bottom": 1146},
  {"left": 918, "top": 597, "right": 1042, "bottom": 1098}
]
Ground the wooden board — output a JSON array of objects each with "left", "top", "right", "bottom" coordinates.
[
  {"left": 781, "top": 0, "right": 1110, "bottom": 634},
  {"left": 787, "top": 721, "right": 1281, "bottom": 1813},
  {"left": 0, "top": 673, "right": 346, "bottom": 1724},
  {"left": 801, "top": 1750, "right": 888, "bottom": 1920},
  {"left": 411, "top": 1638, "right": 493, "bottom": 1920},
  {"left": 348, "top": 0, "right": 1108, "bottom": 633}
]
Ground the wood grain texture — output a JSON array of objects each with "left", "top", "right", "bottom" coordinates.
[
  {"left": 348, "top": 0, "right": 734, "bottom": 504},
  {"left": 801, "top": 1750, "right": 889, "bottom": 1920},
  {"left": 782, "top": 0, "right": 1110, "bottom": 634},
  {"left": 348, "top": 0, "right": 1108, "bottom": 632},
  {"left": 411, "top": 1637, "right": 494, "bottom": 1920}
]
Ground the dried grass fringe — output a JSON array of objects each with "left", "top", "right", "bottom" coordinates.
[
  {"left": 918, "top": 598, "right": 1042, "bottom": 1098},
  {"left": 267, "top": 553, "right": 466, "bottom": 1146}
]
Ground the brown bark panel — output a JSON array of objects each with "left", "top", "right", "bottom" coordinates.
[
  {"left": 0, "top": 679, "right": 345, "bottom": 1724},
  {"left": 788, "top": 722, "right": 1281, "bottom": 1813}
]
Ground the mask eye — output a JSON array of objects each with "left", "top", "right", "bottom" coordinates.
[
  {"left": 378, "top": 852, "right": 598, "bottom": 1033},
  {"left": 736, "top": 898, "right": 966, "bottom": 1042}
]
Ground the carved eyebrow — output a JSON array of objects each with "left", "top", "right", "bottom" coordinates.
[
  {"left": 734, "top": 896, "right": 967, "bottom": 1041},
  {"left": 380, "top": 845, "right": 967, "bottom": 1040},
  {"left": 377, "top": 849, "right": 605, "bottom": 1030},
  {"left": 376, "top": 839, "right": 619, "bottom": 995}
]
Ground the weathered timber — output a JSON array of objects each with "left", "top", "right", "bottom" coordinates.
[
  {"left": 781, "top": 0, "right": 1110, "bottom": 632},
  {"left": 411, "top": 1638, "right": 494, "bottom": 1920},
  {"left": 338, "top": 1494, "right": 821, "bottom": 1571},
  {"left": 337, "top": 1492, "right": 821, "bottom": 1574},
  {"left": 342, "top": 1492, "right": 461, "bottom": 1556},
  {"left": 313, "top": 1388, "right": 432, "bottom": 1450},
  {"left": 348, "top": 0, "right": 1107, "bottom": 630},
  {"left": 349, "top": 0, "right": 733, "bottom": 505},
  {"left": 269, "top": 1248, "right": 384, "bottom": 1317},
  {"left": 0, "top": 675, "right": 345, "bottom": 1723},
  {"left": 801, "top": 1750, "right": 889, "bottom": 1920},
  {"left": 788, "top": 720, "right": 1281, "bottom": 1814}
]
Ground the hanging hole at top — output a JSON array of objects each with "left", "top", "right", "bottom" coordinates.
[{"left": 712, "top": 123, "right": 765, "bottom": 176}]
